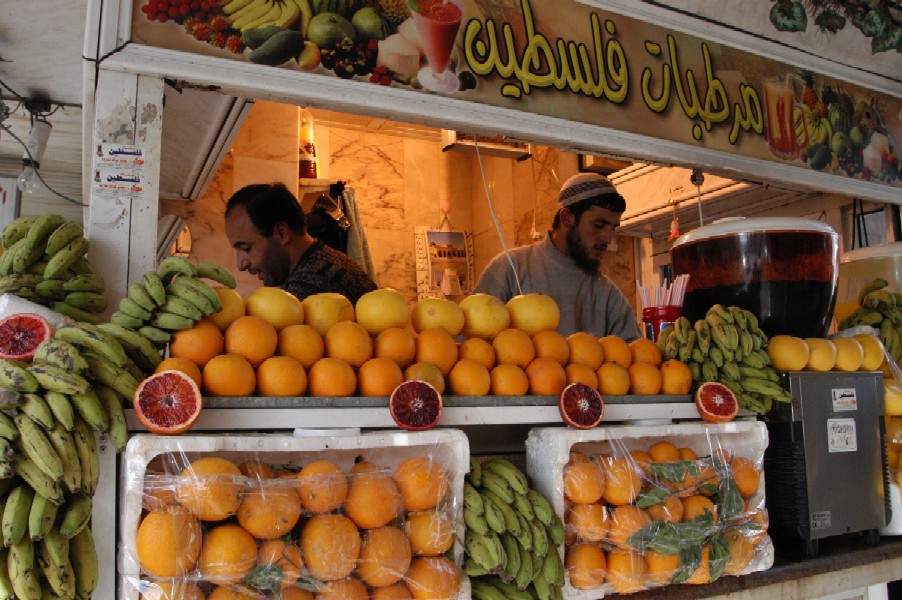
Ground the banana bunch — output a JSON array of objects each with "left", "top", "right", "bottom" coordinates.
[
  {"left": 464, "top": 458, "right": 565, "bottom": 600},
  {"left": 657, "top": 304, "right": 791, "bottom": 415},
  {"left": 0, "top": 215, "right": 107, "bottom": 325},
  {"left": 111, "top": 256, "right": 236, "bottom": 348},
  {"left": 838, "top": 277, "right": 902, "bottom": 365},
  {"left": 222, "top": 0, "right": 312, "bottom": 33}
]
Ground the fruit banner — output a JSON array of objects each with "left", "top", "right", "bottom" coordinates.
[{"left": 131, "top": 0, "right": 902, "bottom": 188}]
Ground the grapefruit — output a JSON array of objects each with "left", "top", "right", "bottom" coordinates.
[
  {"left": 389, "top": 380, "right": 442, "bottom": 431},
  {"left": 302, "top": 292, "right": 355, "bottom": 336},
  {"left": 558, "top": 382, "right": 604, "bottom": 429},
  {"left": 410, "top": 297, "right": 465, "bottom": 336},
  {"left": 854, "top": 333, "right": 885, "bottom": 371},
  {"left": 766, "top": 335, "right": 809, "bottom": 371},
  {"left": 458, "top": 294, "right": 510, "bottom": 339},
  {"left": 134, "top": 370, "right": 203, "bottom": 434},
  {"left": 245, "top": 286, "right": 304, "bottom": 331},
  {"left": 0, "top": 313, "right": 51, "bottom": 361},
  {"left": 355, "top": 288, "right": 410, "bottom": 336},
  {"left": 833, "top": 336, "right": 865, "bottom": 372},
  {"left": 506, "top": 293, "right": 560, "bottom": 336},
  {"left": 695, "top": 381, "right": 739, "bottom": 423}
]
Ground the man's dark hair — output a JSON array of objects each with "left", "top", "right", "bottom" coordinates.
[
  {"left": 225, "top": 183, "right": 305, "bottom": 236},
  {"left": 552, "top": 192, "right": 627, "bottom": 228}
]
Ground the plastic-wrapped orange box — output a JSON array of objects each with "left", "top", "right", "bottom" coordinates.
[
  {"left": 525, "top": 421, "right": 773, "bottom": 598},
  {"left": 119, "top": 429, "right": 470, "bottom": 600}
]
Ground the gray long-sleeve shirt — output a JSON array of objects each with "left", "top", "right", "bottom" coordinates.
[{"left": 474, "top": 235, "right": 641, "bottom": 341}]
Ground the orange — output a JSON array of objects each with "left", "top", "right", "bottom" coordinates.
[
  {"left": 238, "top": 459, "right": 272, "bottom": 479},
  {"left": 207, "top": 587, "right": 264, "bottom": 600},
  {"left": 140, "top": 579, "right": 205, "bottom": 600},
  {"left": 629, "top": 449, "right": 652, "bottom": 474},
  {"left": 176, "top": 457, "right": 245, "bottom": 521},
  {"left": 563, "top": 456, "right": 605, "bottom": 504},
  {"left": 277, "top": 324, "right": 325, "bottom": 370},
  {"left": 357, "top": 525, "right": 413, "bottom": 587},
  {"left": 532, "top": 330, "right": 570, "bottom": 365},
  {"left": 225, "top": 315, "right": 279, "bottom": 368},
  {"left": 371, "top": 584, "right": 414, "bottom": 600},
  {"left": 525, "top": 356, "right": 567, "bottom": 395},
  {"left": 403, "top": 362, "right": 446, "bottom": 395},
  {"left": 648, "top": 441, "right": 681, "bottom": 463},
  {"left": 355, "top": 288, "right": 410, "bottom": 336},
  {"left": 301, "top": 514, "right": 362, "bottom": 581},
  {"left": 207, "top": 286, "right": 246, "bottom": 332},
  {"left": 601, "top": 456, "right": 642, "bottom": 506},
  {"left": 599, "top": 335, "right": 632, "bottom": 368},
  {"left": 343, "top": 461, "right": 403, "bottom": 529},
  {"left": 458, "top": 337, "right": 496, "bottom": 370},
  {"left": 237, "top": 481, "right": 302, "bottom": 539},
  {"left": 295, "top": 460, "right": 348, "bottom": 514},
  {"left": 686, "top": 544, "right": 712, "bottom": 584},
  {"left": 628, "top": 361, "right": 662, "bottom": 395},
  {"left": 679, "top": 447, "right": 698, "bottom": 461},
  {"left": 724, "top": 528, "right": 756, "bottom": 575},
  {"left": 596, "top": 362, "right": 630, "bottom": 395},
  {"left": 202, "top": 353, "right": 256, "bottom": 397},
  {"left": 567, "top": 502, "right": 610, "bottom": 542},
  {"left": 731, "top": 456, "right": 761, "bottom": 497},
  {"left": 682, "top": 494, "right": 717, "bottom": 523},
  {"left": 256, "top": 538, "right": 303, "bottom": 587},
  {"left": 280, "top": 587, "right": 314, "bottom": 600},
  {"left": 414, "top": 328, "right": 458, "bottom": 376},
  {"left": 404, "top": 556, "right": 460, "bottom": 600},
  {"left": 155, "top": 356, "right": 202, "bottom": 388},
  {"left": 324, "top": 320, "right": 373, "bottom": 369},
  {"left": 659, "top": 359, "right": 692, "bottom": 395},
  {"left": 490, "top": 364, "right": 529, "bottom": 396},
  {"left": 307, "top": 357, "right": 357, "bottom": 397},
  {"left": 629, "top": 337, "right": 663, "bottom": 366},
  {"left": 564, "top": 363, "right": 599, "bottom": 388},
  {"left": 448, "top": 358, "right": 491, "bottom": 396},
  {"left": 255, "top": 355, "right": 307, "bottom": 396},
  {"left": 135, "top": 509, "right": 201, "bottom": 578},
  {"left": 393, "top": 456, "right": 449, "bottom": 511},
  {"left": 644, "top": 549, "right": 680, "bottom": 585},
  {"left": 197, "top": 524, "right": 258, "bottom": 583},
  {"left": 492, "top": 328, "right": 535, "bottom": 368},
  {"left": 565, "top": 543, "right": 606, "bottom": 590},
  {"left": 606, "top": 549, "right": 645, "bottom": 595},
  {"left": 358, "top": 357, "right": 405, "bottom": 397},
  {"left": 647, "top": 495, "right": 683, "bottom": 524},
  {"left": 169, "top": 319, "right": 224, "bottom": 368},
  {"left": 404, "top": 508, "right": 454, "bottom": 556},
  {"left": 567, "top": 332, "right": 605, "bottom": 370},
  {"left": 375, "top": 327, "right": 417, "bottom": 370},
  {"left": 245, "top": 286, "right": 305, "bottom": 331},
  {"left": 316, "top": 577, "right": 369, "bottom": 600},
  {"left": 606, "top": 505, "right": 651, "bottom": 549}
]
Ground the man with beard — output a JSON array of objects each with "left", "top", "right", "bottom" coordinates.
[
  {"left": 474, "top": 173, "right": 641, "bottom": 339},
  {"left": 225, "top": 182, "right": 377, "bottom": 303}
]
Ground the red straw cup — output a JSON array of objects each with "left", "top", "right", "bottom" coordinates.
[{"left": 642, "top": 305, "right": 682, "bottom": 341}]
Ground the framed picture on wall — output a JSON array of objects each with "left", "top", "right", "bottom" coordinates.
[{"left": 414, "top": 226, "right": 474, "bottom": 300}]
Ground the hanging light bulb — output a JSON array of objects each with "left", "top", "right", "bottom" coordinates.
[{"left": 16, "top": 118, "right": 52, "bottom": 195}]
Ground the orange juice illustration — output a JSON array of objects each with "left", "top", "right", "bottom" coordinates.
[
  {"left": 411, "top": 0, "right": 464, "bottom": 93},
  {"left": 764, "top": 78, "right": 799, "bottom": 160}
]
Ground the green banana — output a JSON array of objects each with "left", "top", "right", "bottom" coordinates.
[
  {"left": 82, "top": 354, "right": 139, "bottom": 399},
  {"left": 531, "top": 562, "right": 552, "bottom": 600},
  {"left": 512, "top": 491, "right": 535, "bottom": 523},
  {"left": 141, "top": 271, "right": 167, "bottom": 306},
  {"left": 738, "top": 365, "right": 771, "bottom": 380},
  {"left": 664, "top": 331, "right": 680, "bottom": 359},
  {"left": 0, "top": 389, "right": 24, "bottom": 411},
  {"left": 0, "top": 438, "right": 11, "bottom": 462},
  {"left": 471, "top": 578, "right": 509, "bottom": 600},
  {"left": 513, "top": 511, "right": 533, "bottom": 551},
  {"left": 8, "top": 536, "right": 40, "bottom": 600},
  {"left": 678, "top": 329, "right": 697, "bottom": 363},
  {"left": 465, "top": 505, "right": 490, "bottom": 536},
  {"left": 0, "top": 239, "right": 25, "bottom": 276},
  {"left": 513, "top": 541, "right": 535, "bottom": 591},
  {"left": 467, "top": 456, "right": 483, "bottom": 488},
  {"left": 195, "top": 261, "right": 237, "bottom": 288},
  {"left": 0, "top": 413, "right": 18, "bottom": 441},
  {"left": 43, "top": 392, "right": 76, "bottom": 432},
  {"left": 157, "top": 256, "right": 196, "bottom": 283},
  {"left": 708, "top": 303, "right": 733, "bottom": 323},
  {"left": 68, "top": 390, "right": 110, "bottom": 433},
  {"left": 110, "top": 311, "right": 144, "bottom": 329},
  {"left": 547, "top": 512, "right": 564, "bottom": 546},
  {"left": 0, "top": 359, "right": 40, "bottom": 393},
  {"left": 464, "top": 557, "right": 491, "bottom": 577},
  {"left": 96, "top": 322, "right": 162, "bottom": 371},
  {"left": 2, "top": 216, "right": 37, "bottom": 249},
  {"left": 46, "top": 422, "right": 81, "bottom": 495},
  {"left": 95, "top": 385, "right": 127, "bottom": 451},
  {"left": 51, "top": 301, "right": 102, "bottom": 325},
  {"left": 720, "top": 360, "right": 740, "bottom": 382},
  {"left": 26, "top": 216, "right": 67, "bottom": 254},
  {"left": 138, "top": 325, "right": 171, "bottom": 345},
  {"left": 481, "top": 488, "right": 521, "bottom": 536},
  {"left": 72, "top": 418, "right": 99, "bottom": 496},
  {"left": 0, "top": 274, "right": 43, "bottom": 293},
  {"left": 526, "top": 489, "right": 554, "bottom": 527},
  {"left": 33, "top": 279, "right": 66, "bottom": 301},
  {"left": 58, "top": 496, "right": 92, "bottom": 540},
  {"left": 2, "top": 484, "right": 35, "bottom": 547},
  {"left": 27, "top": 494, "right": 58, "bottom": 542},
  {"left": 20, "top": 393, "right": 55, "bottom": 430},
  {"left": 117, "top": 297, "right": 152, "bottom": 321},
  {"left": 741, "top": 349, "right": 767, "bottom": 370},
  {"left": 740, "top": 376, "right": 784, "bottom": 396},
  {"left": 68, "top": 526, "right": 97, "bottom": 600},
  {"left": 170, "top": 276, "right": 221, "bottom": 312},
  {"left": 44, "top": 222, "right": 84, "bottom": 259},
  {"left": 464, "top": 481, "right": 485, "bottom": 515},
  {"left": 482, "top": 458, "right": 529, "bottom": 496},
  {"left": 480, "top": 470, "right": 515, "bottom": 504},
  {"left": 62, "top": 292, "right": 106, "bottom": 314},
  {"left": 465, "top": 530, "right": 503, "bottom": 573},
  {"left": 54, "top": 323, "right": 127, "bottom": 368},
  {"left": 36, "top": 538, "right": 75, "bottom": 599},
  {"left": 858, "top": 277, "right": 889, "bottom": 307},
  {"left": 26, "top": 364, "right": 92, "bottom": 396},
  {"left": 482, "top": 490, "right": 507, "bottom": 534},
  {"left": 159, "top": 295, "right": 204, "bottom": 321},
  {"left": 62, "top": 273, "right": 104, "bottom": 294},
  {"left": 25, "top": 260, "right": 48, "bottom": 277},
  {"left": 13, "top": 414, "right": 64, "bottom": 482},
  {"left": 149, "top": 311, "right": 196, "bottom": 331},
  {"left": 694, "top": 319, "right": 711, "bottom": 356},
  {"left": 542, "top": 547, "right": 564, "bottom": 586},
  {"left": 127, "top": 283, "right": 158, "bottom": 311},
  {"left": 530, "top": 518, "right": 549, "bottom": 559},
  {"left": 499, "top": 532, "right": 521, "bottom": 583},
  {"left": 0, "top": 547, "right": 14, "bottom": 600},
  {"left": 43, "top": 236, "right": 89, "bottom": 281},
  {"left": 491, "top": 574, "right": 534, "bottom": 600},
  {"left": 39, "top": 528, "right": 69, "bottom": 572}
]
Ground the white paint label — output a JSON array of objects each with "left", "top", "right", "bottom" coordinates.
[
  {"left": 831, "top": 388, "right": 858, "bottom": 412},
  {"left": 811, "top": 511, "right": 831, "bottom": 531},
  {"left": 91, "top": 143, "right": 147, "bottom": 200},
  {"left": 827, "top": 418, "right": 857, "bottom": 453}
]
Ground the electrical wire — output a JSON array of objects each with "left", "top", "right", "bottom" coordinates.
[{"left": 472, "top": 136, "right": 524, "bottom": 297}]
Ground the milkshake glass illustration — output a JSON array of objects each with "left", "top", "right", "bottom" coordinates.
[
  {"left": 411, "top": 0, "right": 464, "bottom": 93},
  {"left": 764, "top": 78, "right": 799, "bottom": 160}
]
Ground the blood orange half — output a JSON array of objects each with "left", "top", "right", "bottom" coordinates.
[
  {"left": 134, "top": 369, "right": 203, "bottom": 435},
  {"left": 558, "top": 382, "right": 604, "bottom": 429},
  {"left": 0, "top": 313, "right": 52, "bottom": 361},
  {"left": 389, "top": 380, "right": 442, "bottom": 431},
  {"left": 695, "top": 381, "right": 739, "bottom": 423}
]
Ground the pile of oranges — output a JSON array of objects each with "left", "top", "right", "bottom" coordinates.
[
  {"left": 134, "top": 452, "right": 461, "bottom": 599},
  {"left": 157, "top": 286, "right": 693, "bottom": 399},
  {"left": 561, "top": 439, "right": 767, "bottom": 594}
]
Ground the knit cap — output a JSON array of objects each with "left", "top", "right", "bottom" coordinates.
[{"left": 558, "top": 173, "right": 619, "bottom": 208}]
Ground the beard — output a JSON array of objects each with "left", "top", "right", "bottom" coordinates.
[{"left": 566, "top": 227, "right": 602, "bottom": 275}]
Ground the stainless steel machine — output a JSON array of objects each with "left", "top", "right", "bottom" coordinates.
[{"left": 764, "top": 371, "right": 889, "bottom": 557}]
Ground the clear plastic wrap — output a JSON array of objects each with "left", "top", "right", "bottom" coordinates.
[
  {"left": 526, "top": 421, "right": 773, "bottom": 597},
  {"left": 119, "top": 430, "right": 470, "bottom": 600}
]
